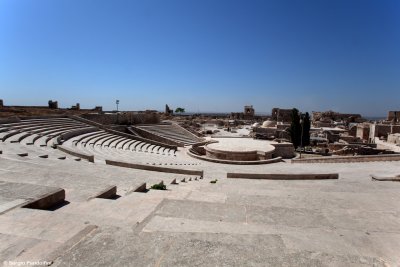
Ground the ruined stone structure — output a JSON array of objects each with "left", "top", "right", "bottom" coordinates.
[
  {"left": 348, "top": 125, "right": 357, "bottom": 137},
  {"left": 388, "top": 133, "right": 400, "bottom": 144},
  {"left": 48, "top": 100, "right": 58, "bottom": 109},
  {"left": 94, "top": 106, "right": 103, "bottom": 112},
  {"left": 230, "top": 105, "right": 255, "bottom": 120},
  {"left": 252, "top": 126, "right": 277, "bottom": 139},
  {"left": 271, "top": 108, "right": 292, "bottom": 122},
  {"left": 358, "top": 122, "right": 400, "bottom": 142},
  {"left": 71, "top": 103, "right": 80, "bottom": 110},
  {"left": 369, "top": 124, "right": 400, "bottom": 141},
  {"left": 244, "top": 105, "right": 254, "bottom": 118},
  {"left": 81, "top": 111, "right": 160, "bottom": 125},
  {"left": 312, "top": 110, "right": 362, "bottom": 123},
  {"left": 165, "top": 104, "right": 173, "bottom": 115},
  {"left": 388, "top": 111, "right": 400, "bottom": 123},
  {"left": 357, "top": 123, "right": 370, "bottom": 141}
]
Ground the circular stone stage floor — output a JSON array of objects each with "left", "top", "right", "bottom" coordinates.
[
  {"left": 206, "top": 138, "right": 275, "bottom": 154},
  {"left": 202, "top": 138, "right": 278, "bottom": 163}
]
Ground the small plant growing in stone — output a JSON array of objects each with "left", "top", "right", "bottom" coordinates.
[
  {"left": 150, "top": 183, "right": 166, "bottom": 190},
  {"left": 210, "top": 179, "right": 218, "bottom": 184}
]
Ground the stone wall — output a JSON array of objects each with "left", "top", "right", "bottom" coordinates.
[
  {"left": 339, "top": 135, "right": 360, "bottom": 143},
  {"left": 388, "top": 133, "right": 400, "bottom": 144},
  {"left": 271, "top": 108, "right": 292, "bottom": 122},
  {"left": 253, "top": 127, "right": 277, "bottom": 138},
  {"left": 187, "top": 149, "right": 282, "bottom": 165},
  {"left": 292, "top": 154, "right": 400, "bottom": 163},
  {"left": 312, "top": 111, "right": 362, "bottom": 122},
  {"left": 81, "top": 112, "right": 160, "bottom": 125},
  {"left": 271, "top": 143, "right": 294, "bottom": 159},
  {"left": 205, "top": 146, "right": 262, "bottom": 161},
  {"left": 328, "top": 143, "right": 377, "bottom": 151},
  {"left": 369, "top": 124, "right": 400, "bottom": 140},
  {"left": 356, "top": 124, "right": 370, "bottom": 140},
  {"left": 388, "top": 111, "right": 400, "bottom": 122}
]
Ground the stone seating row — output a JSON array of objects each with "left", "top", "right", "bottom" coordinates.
[
  {"left": 68, "top": 131, "right": 176, "bottom": 156},
  {"left": 139, "top": 128, "right": 201, "bottom": 144},
  {"left": 136, "top": 124, "right": 204, "bottom": 146},
  {"left": 1, "top": 117, "right": 200, "bottom": 169},
  {"left": 0, "top": 118, "right": 94, "bottom": 146}
]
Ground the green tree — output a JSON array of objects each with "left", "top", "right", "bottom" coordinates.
[
  {"left": 288, "top": 109, "right": 311, "bottom": 148},
  {"left": 302, "top": 112, "right": 311, "bottom": 146},
  {"left": 175, "top": 107, "right": 185, "bottom": 114},
  {"left": 288, "top": 108, "right": 301, "bottom": 148}
]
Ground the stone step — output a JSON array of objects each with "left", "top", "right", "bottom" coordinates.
[
  {"left": 56, "top": 192, "right": 164, "bottom": 227},
  {"left": 0, "top": 208, "right": 92, "bottom": 243}
]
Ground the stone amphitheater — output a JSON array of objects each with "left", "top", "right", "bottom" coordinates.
[{"left": 0, "top": 115, "right": 400, "bottom": 266}]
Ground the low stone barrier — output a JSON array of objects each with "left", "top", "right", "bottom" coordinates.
[
  {"left": 57, "top": 145, "right": 94, "bottom": 162},
  {"left": 291, "top": 154, "right": 400, "bottom": 163},
  {"left": 187, "top": 150, "right": 282, "bottom": 165},
  {"left": 88, "top": 185, "right": 117, "bottom": 200},
  {"left": 106, "top": 159, "right": 203, "bottom": 176},
  {"left": 371, "top": 175, "right": 400, "bottom": 182},
  {"left": 22, "top": 188, "right": 65, "bottom": 210},
  {"left": 227, "top": 172, "right": 339, "bottom": 180}
]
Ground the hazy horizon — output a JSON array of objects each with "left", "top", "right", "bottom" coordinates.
[{"left": 1, "top": 0, "right": 399, "bottom": 117}]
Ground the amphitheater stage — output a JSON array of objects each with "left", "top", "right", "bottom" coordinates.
[{"left": 205, "top": 138, "right": 275, "bottom": 161}]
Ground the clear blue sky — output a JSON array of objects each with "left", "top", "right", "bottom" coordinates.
[{"left": 0, "top": 0, "right": 399, "bottom": 116}]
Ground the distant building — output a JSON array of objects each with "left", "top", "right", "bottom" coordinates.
[
  {"left": 388, "top": 133, "right": 400, "bottom": 144},
  {"left": 71, "top": 103, "right": 80, "bottom": 110},
  {"left": 388, "top": 111, "right": 400, "bottom": 123},
  {"left": 271, "top": 108, "right": 292, "bottom": 122},
  {"left": 230, "top": 105, "right": 255, "bottom": 120},
  {"left": 48, "top": 100, "right": 58, "bottom": 109},
  {"left": 312, "top": 111, "right": 362, "bottom": 123},
  {"left": 165, "top": 104, "right": 173, "bottom": 115},
  {"left": 357, "top": 122, "right": 400, "bottom": 142}
]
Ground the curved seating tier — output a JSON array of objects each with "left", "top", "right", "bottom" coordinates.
[
  {"left": 66, "top": 129, "right": 199, "bottom": 166},
  {"left": 0, "top": 117, "right": 201, "bottom": 168},
  {"left": 134, "top": 124, "right": 205, "bottom": 146}
]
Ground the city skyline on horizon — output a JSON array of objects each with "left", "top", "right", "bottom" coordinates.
[
  {"left": 1, "top": 0, "right": 399, "bottom": 117},
  {"left": 0, "top": 97, "right": 390, "bottom": 119}
]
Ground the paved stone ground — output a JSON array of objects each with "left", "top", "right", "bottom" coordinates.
[
  {"left": 1, "top": 143, "right": 400, "bottom": 266},
  {"left": 51, "top": 159, "right": 400, "bottom": 267}
]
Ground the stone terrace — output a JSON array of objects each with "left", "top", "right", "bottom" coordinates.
[{"left": 0, "top": 117, "right": 399, "bottom": 266}]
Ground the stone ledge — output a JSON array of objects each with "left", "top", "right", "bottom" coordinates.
[
  {"left": 292, "top": 154, "right": 400, "bottom": 163},
  {"left": 87, "top": 185, "right": 117, "bottom": 200},
  {"left": 227, "top": 172, "right": 339, "bottom": 180},
  {"left": 371, "top": 175, "right": 400, "bottom": 182},
  {"left": 105, "top": 159, "right": 204, "bottom": 176},
  {"left": 22, "top": 188, "right": 66, "bottom": 210}
]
